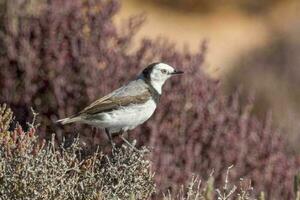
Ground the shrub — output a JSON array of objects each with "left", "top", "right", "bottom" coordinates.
[
  {"left": 0, "top": 0, "right": 299, "bottom": 199},
  {"left": 223, "top": 28, "right": 300, "bottom": 152},
  {"left": 140, "top": 59, "right": 299, "bottom": 199},
  {"left": 0, "top": 104, "right": 155, "bottom": 199},
  {"left": 0, "top": 103, "right": 264, "bottom": 200},
  {"left": 164, "top": 166, "right": 256, "bottom": 200},
  {"left": 0, "top": 0, "right": 144, "bottom": 141}
]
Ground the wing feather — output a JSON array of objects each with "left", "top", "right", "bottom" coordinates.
[
  {"left": 76, "top": 90, "right": 151, "bottom": 116},
  {"left": 69, "top": 79, "right": 152, "bottom": 117}
]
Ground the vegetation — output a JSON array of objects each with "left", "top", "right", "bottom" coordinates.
[
  {"left": 0, "top": 104, "right": 257, "bottom": 200},
  {"left": 0, "top": 104, "right": 155, "bottom": 199},
  {"left": 0, "top": 0, "right": 299, "bottom": 199}
]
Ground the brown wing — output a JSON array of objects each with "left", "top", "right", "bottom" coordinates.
[{"left": 76, "top": 90, "right": 151, "bottom": 116}]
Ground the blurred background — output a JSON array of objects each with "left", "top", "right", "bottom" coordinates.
[{"left": 115, "top": 0, "right": 300, "bottom": 151}]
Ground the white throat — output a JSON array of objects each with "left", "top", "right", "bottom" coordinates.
[{"left": 150, "top": 79, "right": 165, "bottom": 94}]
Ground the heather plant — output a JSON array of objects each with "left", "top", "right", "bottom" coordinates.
[
  {"left": 0, "top": 104, "right": 155, "bottom": 200},
  {"left": 0, "top": 0, "right": 299, "bottom": 199},
  {"left": 164, "top": 166, "right": 255, "bottom": 200},
  {"left": 0, "top": 103, "right": 258, "bottom": 200},
  {"left": 0, "top": 0, "right": 144, "bottom": 141},
  {"left": 145, "top": 71, "right": 299, "bottom": 200},
  {"left": 224, "top": 26, "right": 300, "bottom": 152}
]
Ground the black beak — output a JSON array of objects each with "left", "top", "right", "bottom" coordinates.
[{"left": 171, "top": 70, "right": 184, "bottom": 75}]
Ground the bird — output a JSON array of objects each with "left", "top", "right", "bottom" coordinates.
[{"left": 57, "top": 62, "right": 183, "bottom": 148}]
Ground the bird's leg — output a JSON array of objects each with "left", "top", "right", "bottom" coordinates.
[
  {"left": 92, "top": 127, "right": 97, "bottom": 146},
  {"left": 105, "top": 128, "right": 115, "bottom": 149},
  {"left": 120, "top": 132, "right": 139, "bottom": 152}
]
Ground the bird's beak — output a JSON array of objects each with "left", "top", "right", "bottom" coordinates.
[{"left": 171, "top": 70, "right": 184, "bottom": 75}]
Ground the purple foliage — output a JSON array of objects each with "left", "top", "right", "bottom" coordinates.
[{"left": 0, "top": 0, "right": 298, "bottom": 199}]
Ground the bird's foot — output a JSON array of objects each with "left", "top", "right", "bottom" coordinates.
[
  {"left": 120, "top": 135, "right": 141, "bottom": 153},
  {"left": 111, "top": 142, "right": 116, "bottom": 150}
]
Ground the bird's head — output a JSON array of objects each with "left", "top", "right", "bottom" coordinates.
[{"left": 141, "top": 62, "right": 183, "bottom": 94}]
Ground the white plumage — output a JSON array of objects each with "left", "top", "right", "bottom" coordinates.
[{"left": 79, "top": 99, "right": 156, "bottom": 133}]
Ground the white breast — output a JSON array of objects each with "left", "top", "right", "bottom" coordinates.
[{"left": 86, "top": 99, "right": 157, "bottom": 133}]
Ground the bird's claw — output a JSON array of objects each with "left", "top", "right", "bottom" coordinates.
[{"left": 120, "top": 135, "right": 141, "bottom": 153}]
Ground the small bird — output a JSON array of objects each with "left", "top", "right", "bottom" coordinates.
[{"left": 57, "top": 62, "right": 183, "bottom": 147}]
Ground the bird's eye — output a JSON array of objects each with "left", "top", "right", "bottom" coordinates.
[{"left": 161, "top": 69, "right": 167, "bottom": 74}]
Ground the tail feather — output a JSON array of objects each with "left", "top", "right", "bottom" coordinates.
[{"left": 56, "top": 116, "right": 81, "bottom": 125}]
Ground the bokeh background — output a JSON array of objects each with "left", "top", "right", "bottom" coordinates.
[
  {"left": 1, "top": 0, "right": 300, "bottom": 199},
  {"left": 116, "top": 0, "right": 300, "bottom": 151}
]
